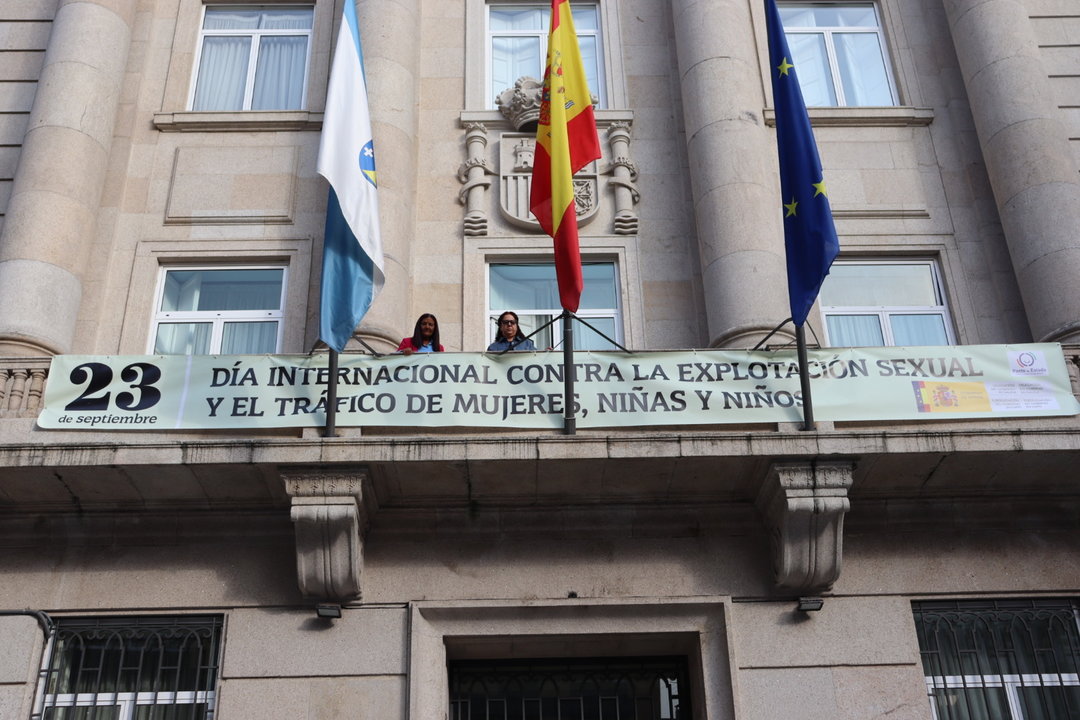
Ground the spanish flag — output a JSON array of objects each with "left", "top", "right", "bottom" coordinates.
[{"left": 530, "top": 0, "right": 601, "bottom": 313}]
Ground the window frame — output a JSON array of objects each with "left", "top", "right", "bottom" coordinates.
[
  {"left": 484, "top": 2, "right": 607, "bottom": 110},
  {"left": 818, "top": 259, "right": 955, "bottom": 347},
  {"left": 778, "top": 1, "right": 899, "bottom": 107},
  {"left": 912, "top": 599, "right": 1080, "bottom": 720},
  {"left": 33, "top": 615, "right": 224, "bottom": 720},
  {"left": 486, "top": 260, "right": 624, "bottom": 351},
  {"left": 149, "top": 264, "right": 288, "bottom": 355},
  {"left": 187, "top": 4, "right": 315, "bottom": 112},
  {"left": 449, "top": 655, "right": 690, "bottom": 719}
]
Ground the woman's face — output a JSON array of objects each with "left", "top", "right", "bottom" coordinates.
[
  {"left": 419, "top": 316, "right": 436, "bottom": 339},
  {"left": 499, "top": 315, "right": 517, "bottom": 340}
]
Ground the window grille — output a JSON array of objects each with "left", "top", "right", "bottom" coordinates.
[
  {"left": 913, "top": 599, "right": 1080, "bottom": 720},
  {"left": 449, "top": 656, "right": 688, "bottom": 720},
  {"left": 33, "top": 616, "right": 224, "bottom": 720}
]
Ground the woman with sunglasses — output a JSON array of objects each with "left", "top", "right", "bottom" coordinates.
[{"left": 487, "top": 311, "right": 536, "bottom": 352}]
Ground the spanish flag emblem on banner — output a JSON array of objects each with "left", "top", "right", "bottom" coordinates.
[{"left": 530, "top": 0, "right": 601, "bottom": 313}]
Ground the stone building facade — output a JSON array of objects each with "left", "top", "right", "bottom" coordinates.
[{"left": 1, "top": 0, "right": 1079, "bottom": 718}]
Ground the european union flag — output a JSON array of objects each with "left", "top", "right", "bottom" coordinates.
[{"left": 764, "top": 0, "right": 840, "bottom": 327}]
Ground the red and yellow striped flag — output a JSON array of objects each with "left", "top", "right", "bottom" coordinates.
[{"left": 530, "top": 0, "right": 601, "bottom": 313}]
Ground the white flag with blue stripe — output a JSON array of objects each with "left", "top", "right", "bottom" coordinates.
[{"left": 317, "top": 0, "right": 383, "bottom": 352}]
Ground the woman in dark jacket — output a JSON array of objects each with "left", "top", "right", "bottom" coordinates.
[{"left": 487, "top": 311, "right": 536, "bottom": 352}]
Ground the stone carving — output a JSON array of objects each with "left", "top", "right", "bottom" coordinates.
[
  {"left": 497, "top": 134, "right": 599, "bottom": 231},
  {"left": 496, "top": 77, "right": 544, "bottom": 131},
  {"left": 463, "top": 76, "right": 637, "bottom": 235},
  {"left": 755, "top": 461, "right": 854, "bottom": 594},
  {"left": 282, "top": 466, "right": 374, "bottom": 601},
  {"left": 607, "top": 122, "right": 640, "bottom": 235},
  {"left": 457, "top": 123, "right": 494, "bottom": 236}
]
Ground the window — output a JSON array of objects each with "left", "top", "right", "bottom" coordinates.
[
  {"left": 488, "top": 262, "right": 622, "bottom": 350},
  {"left": 190, "top": 6, "right": 313, "bottom": 111},
  {"left": 818, "top": 260, "right": 953, "bottom": 347},
  {"left": 151, "top": 267, "right": 286, "bottom": 354},
  {"left": 34, "top": 616, "right": 223, "bottom": 720},
  {"left": 778, "top": 2, "right": 897, "bottom": 106},
  {"left": 487, "top": 3, "right": 605, "bottom": 108},
  {"left": 913, "top": 599, "right": 1080, "bottom": 720},
  {"left": 450, "top": 657, "right": 688, "bottom": 720}
]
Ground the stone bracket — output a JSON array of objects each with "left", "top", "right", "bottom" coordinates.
[
  {"left": 755, "top": 461, "right": 854, "bottom": 594},
  {"left": 282, "top": 466, "right": 374, "bottom": 602}
]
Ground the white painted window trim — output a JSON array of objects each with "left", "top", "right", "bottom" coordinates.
[
  {"left": 484, "top": 2, "right": 606, "bottom": 109},
  {"left": 187, "top": 4, "right": 314, "bottom": 112},
  {"left": 466, "top": 0, "right": 627, "bottom": 111},
  {"left": 486, "top": 260, "right": 624, "bottom": 349},
  {"left": 819, "top": 258, "right": 955, "bottom": 347},
  {"left": 464, "top": 235, "right": 644, "bottom": 352},
  {"left": 41, "top": 691, "right": 217, "bottom": 720},
  {"left": 148, "top": 264, "right": 288, "bottom": 354},
  {"left": 778, "top": 1, "right": 899, "bottom": 107},
  {"left": 924, "top": 673, "right": 1080, "bottom": 720}
]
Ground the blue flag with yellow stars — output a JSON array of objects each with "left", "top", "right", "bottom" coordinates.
[{"left": 764, "top": 0, "right": 839, "bottom": 327}]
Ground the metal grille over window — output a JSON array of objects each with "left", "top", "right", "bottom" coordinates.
[
  {"left": 912, "top": 599, "right": 1080, "bottom": 720},
  {"left": 33, "top": 616, "right": 224, "bottom": 720},
  {"left": 449, "top": 656, "right": 688, "bottom": 720}
]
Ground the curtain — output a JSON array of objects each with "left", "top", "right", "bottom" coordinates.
[
  {"left": 252, "top": 35, "right": 308, "bottom": 110},
  {"left": 222, "top": 322, "right": 278, "bottom": 354},
  {"left": 891, "top": 314, "right": 948, "bottom": 346},
  {"left": 191, "top": 36, "right": 250, "bottom": 111},
  {"left": 826, "top": 315, "right": 883, "bottom": 347},
  {"left": 154, "top": 324, "right": 211, "bottom": 355}
]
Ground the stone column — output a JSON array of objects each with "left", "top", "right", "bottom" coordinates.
[
  {"left": 671, "top": 0, "right": 792, "bottom": 348},
  {"left": 0, "top": 0, "right": 136, "bottom": 356},
  {"left": 348, "top": 0, "right": 419, "bottom": 351},
  {"left": 944, "top": 0, "right": 1080, "bottom": 342}
]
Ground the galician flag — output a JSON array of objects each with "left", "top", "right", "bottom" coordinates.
[
  {"left": 764, "top": 0, "right": 840, "bottom": 327},
  {"left": 317, "top": 0, "right": 383, "bottom": 352},
  {"left": 530, "top": 0, "right": 601, "bottom": 313}
]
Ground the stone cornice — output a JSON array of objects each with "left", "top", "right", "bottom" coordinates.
[
  {"left": 152, "top": 111, "right": 324, "bottom": 132},
  {"left": 762, "top": 105, "right": 934, "bottom": 127}
]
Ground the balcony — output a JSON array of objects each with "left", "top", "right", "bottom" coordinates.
[{"left": 2, "top": 346, "right": 1079, "bottom": 598}]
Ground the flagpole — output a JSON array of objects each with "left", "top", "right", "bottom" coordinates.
[
  {"left": 562, "top": 310, "right": 576, "bottom": 435},
  {"left": 795, "top": 324, "right": 815, "bottom": 431},
  {"left": 324, "top": 348, "right": 339, "bottom": 437}
]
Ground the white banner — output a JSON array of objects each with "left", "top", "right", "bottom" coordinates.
[{"left": 37, "top": 344, "right": 1079, "bottom": 430}]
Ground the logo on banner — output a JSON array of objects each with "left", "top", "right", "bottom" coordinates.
[{"left": 1008, "top": 350, "right": 1048, "bottom": 376}]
